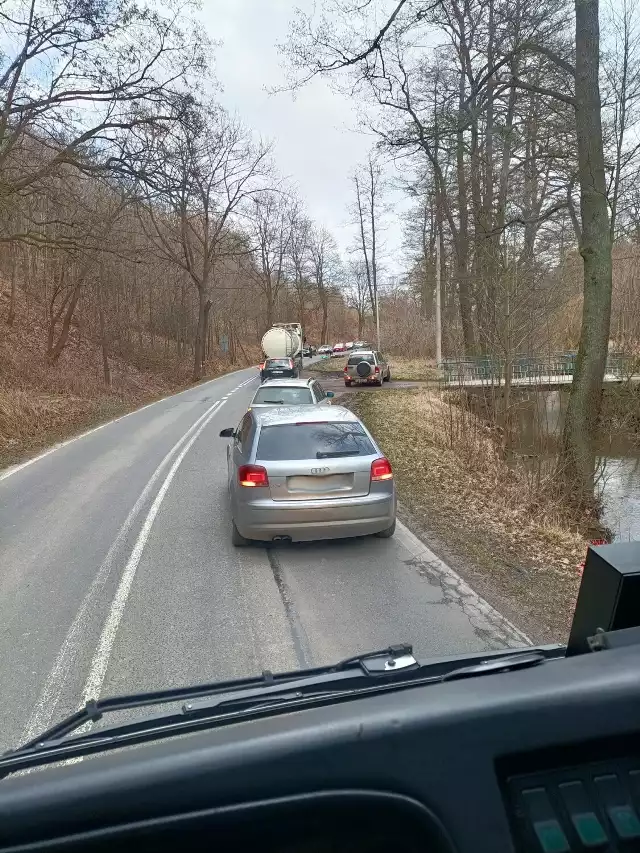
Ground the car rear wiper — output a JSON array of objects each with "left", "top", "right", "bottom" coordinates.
[
  {"left": 262, "top": 400, "right": 284, "bottom": 404},
  {"left": 0, "top": 643, "right": 565, "bottom": 776},
  {"left": 316, "top": 450, "right": 361, "bottom": 458}
]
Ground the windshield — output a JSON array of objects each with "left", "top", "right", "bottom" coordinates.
[
  {"left": 0, "top": 0, "right": 625, "bottom": 759},
  {"left": 252, "top": 387, "right": 314, "bottom": 405},
  {"left": 265, "top": 359, "right": 292, "bottom": 368}
]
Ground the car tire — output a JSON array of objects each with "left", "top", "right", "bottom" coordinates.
[
  {"left": 375, "top": 519, "right": 396, "bottom": 538},
  {"left": 232, "top": 521, "right": 251, "bottom": 547},
  {"left": 344, "top": 380, "right": 352, "bottom": 387},
  {"left": 375, "top": 378, "right": 383, "bottom": 387}
]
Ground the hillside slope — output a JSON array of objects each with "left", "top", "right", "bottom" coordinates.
[{"left": 0, "top": 283, "right": 254, "bottom": 467}]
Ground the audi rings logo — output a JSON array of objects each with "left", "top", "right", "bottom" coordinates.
[{"left": 310, "top": 467, "right": 330, "bottom": 474}]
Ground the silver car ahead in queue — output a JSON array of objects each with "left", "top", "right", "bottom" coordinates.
[{"left": 219, "top": 405, "right": 396, "bottom": 546}]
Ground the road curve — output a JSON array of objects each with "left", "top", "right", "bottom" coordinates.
[{"left": 0, "top": 363, "right": 527, "bottom": 753}]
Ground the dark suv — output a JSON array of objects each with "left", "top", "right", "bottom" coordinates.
[{"left": 260, "top": 358, "right": 298, "bottom": 382}]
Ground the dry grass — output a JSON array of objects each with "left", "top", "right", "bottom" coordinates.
[
  {"left": 346, "top": 388, "right": 587, "bottom": 642},
  {"left": 387, "top": 357, "right": 442, "bottom": 382},
  {"left": 310, "top": 355, "right": 442, "bottom": 382},
  {"left": 0, "top": 283, "right": 260, "bottom": 467},
  {"left": 0, "top": 389, "right": 132, "bottom": 464}
]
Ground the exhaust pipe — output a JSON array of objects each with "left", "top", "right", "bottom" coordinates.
[{"left": 272, "top": 535, "right": 292, "bottom": 543}]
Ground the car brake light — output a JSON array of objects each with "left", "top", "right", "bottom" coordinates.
[
  {"left": 374, "top": 365, "right": 380, "bottom": 373},
  {"left": 371, "top": 457, "right": 393, "bottom": 481},
  {"left": 344, "top": 365, "right": 348, "bottom": 373},
  {"left": 238, "top": 464, "right": 269, "bottom": 487}
]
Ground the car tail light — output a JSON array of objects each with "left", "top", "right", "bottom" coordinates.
[
  {"left": 374, "top": 365, "right": 380, "bottom": 373},
  {"left": 344, "top": 365, "right": 348, "bottom": 373},
  {"left": 238, "top": 464, "right": 269, "bottom": 487},
  {"left": 371, "top": 457, "right": 393, "bottom": 481}
]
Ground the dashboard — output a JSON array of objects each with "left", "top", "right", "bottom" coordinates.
[{"left": 1, "top": 642, "right": 640, "bottom": 852}]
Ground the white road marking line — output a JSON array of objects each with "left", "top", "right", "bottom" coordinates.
[
  {"left": 0, "top": 367, "right": 255, "bottom": 484},
  {"left": 19, "top": 399, "right": 224, "bottom": 744},
  {"left": 79, "top": 399, "right": 226, "bottom": 705},
  {"left": 394, "top": 518, "right": 531, "bottom": 647}
]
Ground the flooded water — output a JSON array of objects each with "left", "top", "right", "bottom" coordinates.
[
  {"left": 600, "top": 457, "right": 640, "bottom": 541},
  {"left": 472, "top": 387, "right": 640, "bottom": 541}
]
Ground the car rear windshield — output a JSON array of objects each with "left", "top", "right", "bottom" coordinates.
[
  {"left": 253, "top": 387, "right": 313, "bottom": 405},
  {"left": 256, "top": 422, "right": 375, "bottom": 460},
  {"left": 265, "top": 359, "right": 292, "bottom": 367},
  {"left": 348, "top": 353, "right": 375, "bottom": 365}
]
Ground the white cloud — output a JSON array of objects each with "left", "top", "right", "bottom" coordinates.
[{"left": 199, "top": 0, "right": 408, "bottom": 274}]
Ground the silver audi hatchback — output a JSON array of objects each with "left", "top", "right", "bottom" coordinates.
[{"left": 219, "top": 405, "right": 396, "bottom": 546}]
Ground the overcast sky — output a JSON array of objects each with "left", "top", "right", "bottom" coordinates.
[{"left": 199, "top": 0, "right": 406, "bottom": 274}]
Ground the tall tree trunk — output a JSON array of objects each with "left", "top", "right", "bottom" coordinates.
[
  {"left": 193, "top": 285, "right": 210, "bottom": 381},
  {"left": 97, "top": 276, "right": 111, "bottom": 388},
  {"left": 47, "top": 283, "right": 82, "bottom": 364},
  {"left": 561, "top": 0, "right": 612, "bottom": 507},
  {"left": 6, "top": 243, "right": 17, "bottom": 326},
  {"left": 321, "top": 295, "right": 329, "bottom": 343},
  {"left": 265, "top": 282, "right": 275, "bottom": 330},
  {"left": 455, "top": 71, "right": 474, "bottom": 354}
]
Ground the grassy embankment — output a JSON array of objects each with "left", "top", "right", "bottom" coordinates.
[{"left": 0, "top": 285, "right": 258, "bottom": 468}]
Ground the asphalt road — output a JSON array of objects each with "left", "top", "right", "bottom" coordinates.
[{"left": 0, "top": 361, "right": 528, "bottom": 753}]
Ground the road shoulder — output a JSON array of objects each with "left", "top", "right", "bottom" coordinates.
[{"left": 340, "top": 387, "right": 583, "bottom": 645}]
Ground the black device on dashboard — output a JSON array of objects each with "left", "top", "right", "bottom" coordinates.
[{"left": 2, "top": 543, "right": 640, "bottom": 853}]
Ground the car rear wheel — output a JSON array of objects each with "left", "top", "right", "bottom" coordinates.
[
  {"left": 232, "top": 520, "right": 251, "bottom": 547},
  {"left": 344, "top": 380, "right": 352, "bottom": 387},
  {"left": 375, "top": 519, "right": 396, "bottom": 538}
]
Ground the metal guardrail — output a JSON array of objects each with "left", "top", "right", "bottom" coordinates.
[{"left": 439, "top": 354, "right": 637, "bottom": 384}]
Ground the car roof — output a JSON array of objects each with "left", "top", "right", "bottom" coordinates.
[
  {"left": 252, "top": 405, "right": 359, "bottom": 427},
  {"left": 349, "top": 350, "right": 375, "bottom": 356},
  {"left": 255, "top": 378, "right": 314, "bottom": 388}
]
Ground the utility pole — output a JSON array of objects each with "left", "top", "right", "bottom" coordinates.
[
  {"left": 375, "top": 283, "right": 381, "bottom": 351},
  {"left": 435, "top": 227, "right": 442, "bottom": 364}
]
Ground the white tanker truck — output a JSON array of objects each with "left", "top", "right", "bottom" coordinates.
[{"left": 261, "top": 323, "right": 304, "bottom": 372}]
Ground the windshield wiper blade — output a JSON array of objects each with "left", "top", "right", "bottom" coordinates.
[
  {"left": 440, "top": 651, "right": 546, "bottom": 680},
  {"left": 1, "top": 643, "right": 565, "bottom": 776}
]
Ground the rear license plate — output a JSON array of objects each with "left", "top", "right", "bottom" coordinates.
[{"left": 287, "top": 474, "right": 353, "bottom": 493}]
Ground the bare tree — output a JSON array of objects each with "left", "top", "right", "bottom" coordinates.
[
  {"left": 287, "top": 202, "right": 313, "bottom": 329},
  {"left": 134, "top": 104, "right": 272, "bottom": 380},
  {"left": 308, "top": 226, "right": 341, "bottom": 343},
  {"left": 248, "top": 191, "right": 292, "bottom": 331},
  {"left": 0, "top": 0, "right": 207, "bottom": 242},
  {"left": 345, "top": 260, "right": 370, "bottom": 338},
  {"left": 560, "top": 0, "right": 613, "bottom": 504},
  {"left": 350, "top": 155, "right": 386, "bottom": 348}
]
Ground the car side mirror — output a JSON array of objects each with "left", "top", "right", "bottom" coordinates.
[
  {"left": 326, "top": 391, "right": 335, "bottom": 398},
  {"left": 219, "top": 427, "right": 235, "bottom": 438}
]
